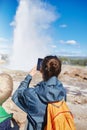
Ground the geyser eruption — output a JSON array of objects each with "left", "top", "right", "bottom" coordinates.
[{"left": 10, "top": 0, "right": 57, "bottom": 71}]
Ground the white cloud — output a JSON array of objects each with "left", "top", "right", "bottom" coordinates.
[
  {"left": 0, "top": 37, "right": 12, "bottom": 54},
  {"left": 59, "top": 24, "right": 67, "bottom": 28},
  {"left": 0, "top": 44, "right": 12, "bottom": 49},
  {"left": 66, "top": 40, "right": 77, "bottom": 45},
  {"left": 59, "top": 40, "right": 77, "bottom": 45},
  {"left": 59, "top": 40, "right": 65, "bottom": 44},
  {"left": 0, "top": 44, "right": 12, "bottom": 54},
  {"left": 0, "top": 37, "right": 8, "bottom": 43},
  {"left": 50, "top": 45, "right": 57, "bottom": 48}
]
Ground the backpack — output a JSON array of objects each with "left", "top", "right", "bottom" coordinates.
[
  {"left": 0, "top": 117, "right": 19, "bottom": 130},
  {"left": 44, "top": 101, "right": 76, "bottom": 130}
]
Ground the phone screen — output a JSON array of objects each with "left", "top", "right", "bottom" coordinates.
[{"left": 37, "top": 58, "right": 43, "bottom": 71}]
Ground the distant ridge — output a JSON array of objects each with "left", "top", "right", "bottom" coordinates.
[{"left": 58, "top": 55, "right": 87, "bottom": 59}]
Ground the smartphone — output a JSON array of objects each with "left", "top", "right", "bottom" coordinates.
[{"left": 37, "top": 58, "right": 43, "bottom": 71}]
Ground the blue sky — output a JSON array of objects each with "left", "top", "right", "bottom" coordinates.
[
  {"left": 0, "top": 0, "right": 87, "bottom": 57},
  {"left": 0, "top": 0, "right": 18, "bottom": 54}
]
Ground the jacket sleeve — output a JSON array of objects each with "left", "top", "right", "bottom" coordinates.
[{"left": 12, "top": 74, "right": 32, "bottom": 112}]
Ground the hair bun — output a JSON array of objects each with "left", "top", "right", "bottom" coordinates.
[{"left": 48, "top": 59, "right": 58, "bottom": 71}]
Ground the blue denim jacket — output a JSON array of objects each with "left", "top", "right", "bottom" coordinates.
[{"left": 12, "top": 75, "right": 66, "bottom": 130}]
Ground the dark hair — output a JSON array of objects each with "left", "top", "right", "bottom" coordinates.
[{"left": 40, "top": 55, "right": 61, "bottom": 81}]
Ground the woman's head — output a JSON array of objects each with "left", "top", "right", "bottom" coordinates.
[{"left": 40, "top": 55, "right": 61, "bottom": 81}]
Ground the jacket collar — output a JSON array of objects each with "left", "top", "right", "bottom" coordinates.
[{"left": 45, "top": 76, "right": 57, "bottom": 86}]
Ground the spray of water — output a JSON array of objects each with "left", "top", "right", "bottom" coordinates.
[{"left": 10, "top": 0, "right": 58, "bottom": 71}]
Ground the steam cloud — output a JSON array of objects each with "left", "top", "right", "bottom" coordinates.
[{"left": 10, "top": 0, "right": 57, "bottom": 71}]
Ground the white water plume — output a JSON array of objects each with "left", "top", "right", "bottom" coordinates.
[{"left": 10, "top": 0, "right": 58, "bottom": 71}]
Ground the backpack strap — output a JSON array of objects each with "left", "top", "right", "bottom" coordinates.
[
  {"left": 65, "top": 94, "right": 67, "bottom": 102},
  {"left": 10, "top": 118, "right": 19, "bottom": 130},
  {"left": 51, "top": 101, "right": 63, "bottom": 108}
]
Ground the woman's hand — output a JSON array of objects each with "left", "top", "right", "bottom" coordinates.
[{"left": 29, "top": 66, "right": 37, "bottom": 76}]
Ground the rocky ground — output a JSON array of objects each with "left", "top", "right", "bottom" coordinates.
[{"left": 1, "top": 64, "right": 87, "bottom": 130}]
